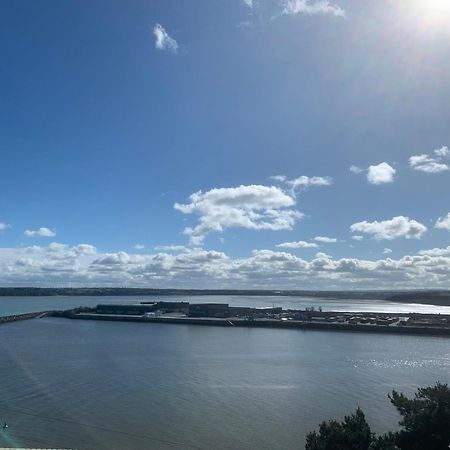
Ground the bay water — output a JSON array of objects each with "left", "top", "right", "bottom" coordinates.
[{"left": 0, "top": 296, "right": 449, "bottom": 449}]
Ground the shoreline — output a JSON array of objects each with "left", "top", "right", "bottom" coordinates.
[
  {"left": 64, "top": 312, "right": 450, "bottom": 337},
  {"left": 2, "top": 306, "right": 449, "bottom": 337}
]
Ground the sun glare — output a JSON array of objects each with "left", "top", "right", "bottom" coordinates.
[{"left": 414, "top": 0, "right": 450, "bottom": 28}]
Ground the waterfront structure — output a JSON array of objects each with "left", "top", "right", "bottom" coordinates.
[
  {"left": 96, "top": 304, "right": 157, "bottom": 315},
  {"left": 189, "top": 303, "right": 230, "bottom": 318},
  {"left": 96, "top": 301, "right": 190, "bottom": 316}
]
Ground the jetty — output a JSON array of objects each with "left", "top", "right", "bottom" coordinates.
[{"left": 0, "top": 311, "right": 50, "bottom": 326}]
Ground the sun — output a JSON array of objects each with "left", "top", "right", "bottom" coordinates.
[{"left": 413, "top": 0, "right": 450, "bottom": 28}]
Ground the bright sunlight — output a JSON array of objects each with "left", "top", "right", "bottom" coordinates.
[{"left": 414, "top": 0, "right": 450, "bottom": 28}]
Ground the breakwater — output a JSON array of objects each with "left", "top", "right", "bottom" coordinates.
[
  {"left": 68, "top": 313, "right": 450, "bottom": 337},
  {"left": 0, "top": 311, "right": 49, "bottom": 325}
]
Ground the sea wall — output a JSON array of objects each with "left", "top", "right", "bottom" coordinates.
[
  {"left": 0, "top": 311, "right": 49, "bottom": 325},
  {"left": 68, "top": 313, "right": 450, "bottom": 337}
]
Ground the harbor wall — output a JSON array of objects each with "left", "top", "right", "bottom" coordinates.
[
  {"left": 68, "top": 313, "right": 450, "bottom": 337},
  {"left": 0, "top": 311, "right": 49, "bottom": 325}
]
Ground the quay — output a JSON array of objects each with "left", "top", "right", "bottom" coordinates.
[
  {"left": 2, "top": 303, "right": 448, "bottom": 336},
  {"left": 54, "top": 302, "right": 450, "bottom": 337},
  {"left": 69, "top": 313, "right": 450, "bottom": 336}
]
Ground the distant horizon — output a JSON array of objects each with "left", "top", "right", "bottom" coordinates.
[{"left": 1, "top": 286, "right": 449, "bottom": 293}]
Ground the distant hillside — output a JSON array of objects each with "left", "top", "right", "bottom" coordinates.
[
  {"left": 0, "top": 287, "right": 288, "bottom": 297},
  {"left": 0, "top": 287, "right": 387, "bottom": 297},
  {"left": 387, "top": 291, "right": 450, "bottom": 306}
]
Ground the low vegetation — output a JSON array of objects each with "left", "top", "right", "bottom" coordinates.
[{"left": 305, "top": 383, "right": 450, "bottom": 450}]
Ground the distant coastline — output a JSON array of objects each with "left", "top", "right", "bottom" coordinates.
[{"left": 0, "top": 287, "right": 449, "bottom": 306}]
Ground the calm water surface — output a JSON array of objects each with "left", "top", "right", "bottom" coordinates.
[
  {"left": 0, "top": 317, "right": 449, "bottom": 450},
  {"left": 1, "top": 294, "right": 450, "bottom": 316}
]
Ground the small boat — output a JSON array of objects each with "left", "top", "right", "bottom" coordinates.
[{"left": 2, "top": 422, "right": 8, "bottom": 429}]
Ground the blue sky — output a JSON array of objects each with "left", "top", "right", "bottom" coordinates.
[{"left": 0, "top": 0, "right": 449, "bottom": 288}]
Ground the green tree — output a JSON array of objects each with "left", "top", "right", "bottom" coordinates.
[
  {"left": 305, "top": 407, "right": 372, "bottom": 450},
  {"left": 389, "top": 382, "right": 450, "bottom": 450},
  {"left": 369, "top": 433, "right": 398, "bottom": 450},
  {"left": 305, "top": 383, "right": 450, "bottom": 450}
]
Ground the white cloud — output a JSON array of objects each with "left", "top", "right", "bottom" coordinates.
[
  {"left": 92, "top": 251, "right": 131, "bottom": 266},
  {"left": 269, "top": 175, "right": 287, "bottom": 182},
  {"left": 286, "top": 175, "right": 332, "bottom": 190},
  {"left": 383, "top": 248, "right": 392, "bottom": 254},
  {"left": 367, "top": 162, "right": 396, "bottom": 185},
  {"left": 409, "top": 146, "right": 449, "bottom": 173},
  {"left": 153, "top": 24, "right": 178, "bottom": 53},
  {"left": 134, "top": 244, "right": 145, "bottom": 250},
  {"left": 351, "top": 235, "right": 364, "bottom": 241},
  {"left": 409, "top": 154, "right": 449, "bottom": 173},
  {"left": 0, "top": 223, "right": 10, "bottom": 231},
  {"left": 351, "top": 162, "right": 396, "bottom": 184},
  {"left": 42, "top": 242, "right": 96, "bottom": 256},
  {"left": 47, "top": 242, "right": 66, "bottom": 252},
  {"left": 314, "top": 251, "right": 332, "bottom": 259},
  {"left": 2, "top": 242, "right": 450, "bottom": 289},
  {"left": 418, "top": 246, "right": 450, "bottom": 257},
  {"left": 282, "top": 0, "right": 345, "bottom": 17},
  {"left": 242, "top": 0, "right": 253, "bottom": 7},
  {"left": 276, "top": 240, "right": 318, "bottom": 249},
  {"left": 74, "top": 244, "right": 97, "bottom": 255},
  {"left": 349, "top": 165, "right": 364, "bottom": 174},
  {"left": 24, "top": 227, "right": 56, "bottom": 238},
  {"left": 154, "top": 245, "right": 189, "bottom": 252},
  {"left": 174, "top": 185, "right": 303, "bottom": 244},
  {"left": 270, "top": 175, "right": 332, "bottom": 192},
  {"left": 189, "top": 235, "right": 205, "bottom": 247},
  {"left": 434, "top": 145, "right": 449, "bottom": 157},
  {"left": 350, "top": 216, "right": 427, "bottom": 240},
  {"left": 314, "top": 236, "right": 337, "bottom": 243},
  {"left": 435, "top": 212, "right": 450, "bottom": 231}
]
